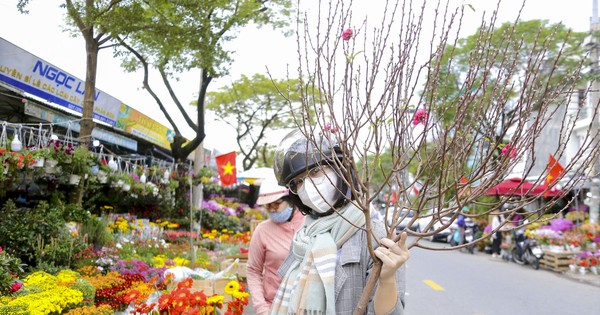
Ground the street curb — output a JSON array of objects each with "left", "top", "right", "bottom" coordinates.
[{"left": 555, "top": 271, "right": 600, "bottom": 288}]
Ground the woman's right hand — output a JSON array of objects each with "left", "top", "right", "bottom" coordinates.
[{"left": 374, "top": 231, "right": 410, "bottom": 281}]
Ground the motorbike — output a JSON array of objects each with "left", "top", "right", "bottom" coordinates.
[
  {"left": 511, "top": 233, "right": 544, "bottom": 269},
  {"left": 449, "top": 221, "right": 477, "bottom": 254}
]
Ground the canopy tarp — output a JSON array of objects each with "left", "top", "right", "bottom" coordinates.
[
  {"left": 237, "top": 167, "right": 274, "bottom": 185},
  {"left": 483, "top": 177, "right": 563, "bottom": 197}
]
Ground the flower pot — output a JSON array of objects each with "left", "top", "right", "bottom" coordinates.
[
  {"left": 33, "top": 157, "right": 45, "bottom": 168},
  {"left": 579, "top": 266, "right": 588, "bottom": 275},
  {"left": 90, "top": 165, "right": 99, "bottom": 175},
  {"left": 97, "top": 171, "right": 108, "bottom": 184},
  {"left": 591, "top": 266, "right": 598, "bottom": 276},
  {"left": 569, "top": 264, "right": 578, "bottom": 272},
  {"left": 45, "top": 159, "right": 59, "bottom": 174},
  {"left": 68, "top": 174, "right": 81, "bottom": 185},
  {"left": 548, "top": 245, "right": 564, "bottom": 253}
]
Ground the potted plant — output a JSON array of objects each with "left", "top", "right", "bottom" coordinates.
[
  {"left": 28, "top": 146, "right": 48, "bottom": 168},
  {"left": 121, "top": 173, "right": 136, "bottom": 192},
  {"left": 110, "top": 172, "right": 136, "bottom": 191},
  {"left": 61, "top": 146, "right": 91, "bottom": 185}
]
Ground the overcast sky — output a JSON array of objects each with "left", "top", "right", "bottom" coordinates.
[{"left": 0, "top": 0, "right": 594, "bottom": 157}]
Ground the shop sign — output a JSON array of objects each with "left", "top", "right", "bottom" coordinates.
[
  {"left": 0, "top": 37, "right": 120, "bottom": 127},
  {"left": 117, "top": 103, "right": 175, "bottom": 150}
]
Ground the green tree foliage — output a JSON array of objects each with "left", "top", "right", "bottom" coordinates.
[
  {"left": 207, "top": 74, "right": 305, "bottom": 170},
  {"left": 431, "top": 19, "right": 586, "bottom": 131},
  {"left": 405, "top": 20, "right": 587, "bottom": 205},
  {"left": 104, "top": 0, "right": 292, "bottom": 208},
  {"left": 107, "top": 0, "right": 293, "bottom": 165}
]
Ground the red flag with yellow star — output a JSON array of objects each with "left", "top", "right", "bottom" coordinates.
[
  {"left": 215, "top": 151, "right": 237, "bottom": 186},
  {"left": 543, "top": 154, "right": 564, "bottom": 197}
]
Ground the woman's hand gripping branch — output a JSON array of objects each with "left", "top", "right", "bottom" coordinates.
[{"left": 373, "top": 231, "right": 410, "bottom": 315}]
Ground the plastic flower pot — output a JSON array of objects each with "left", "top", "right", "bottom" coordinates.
[
  {"left": 68, "top": 174, "right": 81, "bottom": 185},
  {"left": 44, "top": 159, "right": 58, "bottom": 174},
  {"left": 97, "top": 170, "right": 108, "bottom": 183},
  {"left": 90, "top": 165, "right": 99, "bottom": 175},
  {"left": 33, "top": 157, "right": 45, "bottom": 168}
]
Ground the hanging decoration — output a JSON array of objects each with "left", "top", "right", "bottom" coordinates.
[
  {"left": 11, "top": 126, "right": 22, "bottom": 152},
  {"left": 108, "top": 156, "right": 118, "bottom": 171}
]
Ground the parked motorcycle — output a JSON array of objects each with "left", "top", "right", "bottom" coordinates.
[{"left": 511, "top": 234, "right": 544, "bottom": 269}]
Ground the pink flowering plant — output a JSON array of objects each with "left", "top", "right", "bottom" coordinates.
[
  {"left": 528, "top": 227, "right": 563, "bottom": 246},
  {"left": 342, "top": 28, "right": 353, "bottom": 41},
  {"left": 0, "top": 246, "right": 26, "bottom": 295},
  {"left": 412, "top": 108, "right": 428, "bottom": 125},
  {"left": 501, "top": 144, "right": 518, "bottom": 158},
  {"left": 110, "top": 259, "right": 167, "bottom": 284},
  {"left": 46, "top": 139, "right": 75, "bottom": 164},
  {"left": 197, "top": 194, "right": 263, "bottom": 236}
]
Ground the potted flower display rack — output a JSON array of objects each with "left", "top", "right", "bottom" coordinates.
[{"left": 539, "top": 250, "right": 580, "bottom": 272}]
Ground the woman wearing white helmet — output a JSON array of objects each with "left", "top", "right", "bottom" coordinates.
[{"left": 247, "top": 175, "right": 305, "bottom": 315}]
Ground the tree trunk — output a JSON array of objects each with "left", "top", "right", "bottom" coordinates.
[
  {"left": 192, "top": 143, "right": 204, "bottom": 209},
  {"left": 74, "top": 31, "right": 99, "bottom": 205},
  {"left": 79, "top": 34, "right": 98, "bottom": 147}
]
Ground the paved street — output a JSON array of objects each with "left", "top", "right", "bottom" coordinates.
[
  {"left": 405, "top": 238, "right": 600, "bottom": 315},
  {"left": 245, "top": 237, "right": 600, "bottom": 315}
]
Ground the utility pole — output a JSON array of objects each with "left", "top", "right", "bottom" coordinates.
[{"left": 588, "top": 0, "right": 600, "bottom": 224}]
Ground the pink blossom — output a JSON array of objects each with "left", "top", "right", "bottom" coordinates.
[
  {"left": 501, "top": 144, "right": 517, "bottom": 158},
  {"left": 412, "top": 108, "right": 428, "bottom": 126},
  {"left": 324, "top": 122, "right": 338, "bottom": 133},
  {"left": 10, "top": 282, "right": 22, "bottom": 293},
  {"left": 342, "top": 28, "right": 353, "bottom": 41},
  {"left": 0, "top": 246, "right": 2, "bottom": 254}
]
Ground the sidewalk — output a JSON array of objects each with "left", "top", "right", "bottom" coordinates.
[
  {"left": 559, "top": 269, "right": 600, "bottom": 287},
  {"left": 490, "top": 249, "right": 600, "bottom": 287}
]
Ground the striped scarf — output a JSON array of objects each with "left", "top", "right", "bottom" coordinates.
[{"left": 270, "top": 203, "right": 365, "bottom": 315}]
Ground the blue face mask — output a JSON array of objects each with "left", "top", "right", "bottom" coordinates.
[{"left": 270, "top": 206, "right": 294, "bottom": 223}]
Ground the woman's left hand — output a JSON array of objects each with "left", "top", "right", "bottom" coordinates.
[{"left": 375, "top": 231, "right": 410, "bottom": 281}]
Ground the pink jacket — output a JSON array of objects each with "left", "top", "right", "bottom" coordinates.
[{"left": 246, "top": 212, "right": 305, "bottom": 315}]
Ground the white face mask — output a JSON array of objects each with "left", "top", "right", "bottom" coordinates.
[{"left": 297, "top": 170, "right": 340, "bottom": 213}]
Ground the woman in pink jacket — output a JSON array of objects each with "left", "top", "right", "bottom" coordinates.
[{"left": 246, "top": 175, "right": 304, "bottom": 315}]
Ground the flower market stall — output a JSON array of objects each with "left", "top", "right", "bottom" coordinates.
[
  {"left": 527, "top": 213, "right": 600, "bottom": 275},
  {"left": 0, "top": 152, "right": 266, "bottom": 315}
]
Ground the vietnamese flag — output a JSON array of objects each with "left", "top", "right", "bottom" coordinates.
[
  {"left": 543, "top": 154, "right": 564, "bottom": 197},
  {"left": 215, "top": 151, "right": 237, "bottom": 186}
]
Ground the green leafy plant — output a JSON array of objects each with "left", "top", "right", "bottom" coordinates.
[
  {"left": 70, "top": 278, "right": 96, "bottom": 305},
  {"left": 64, "top": 146, "right": 91, "bottom": 175},
  {"left": 79, "top": 215, "right": 113, "bottom": 249},
  {"left": 35, "top": 228, "right": 88, "bottom": 271},
  {"left": 0, "top": 200, "right": 68, "bottom": 267}
]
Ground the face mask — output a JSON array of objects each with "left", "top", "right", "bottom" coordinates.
[
  {"left": 270, "top": 206, "right": 294, "bottom": 223},
  {"left": 297, "top": 171, "right": 340, "bottom": 213}
]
